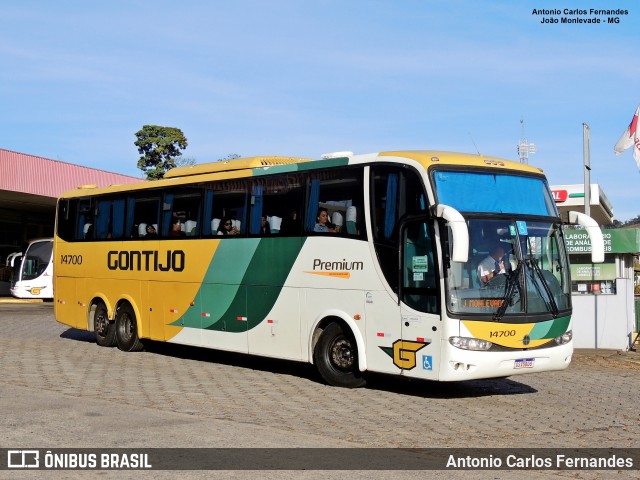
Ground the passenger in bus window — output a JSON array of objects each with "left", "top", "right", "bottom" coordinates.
[
  {"left": 260, "top": 216, "right": 271, "bottom": 236},
  {"left": 145, "top": 224, "right": 159, "bottom": 239},
  {"left": 281, "top": 210, "right": 300, "bottom": 235},
  {"left": 217, "top": 216, "right": 239, "bottom": 236},
  {"left": 314, "top": 208, "right": 336, "bottom": 233},
  {"left": 82, "top": 215, "right": 94, "bottom": 239},
  {"left": 84, "top": 223, "right": 94, "bottom": 240},
  {"left": 169, "top": 217, "right": 186, "bottom": 237}
]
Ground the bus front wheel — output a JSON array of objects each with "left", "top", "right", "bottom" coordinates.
[
  {"left": 115, "top": 303, "right": 144, "bottom": 352},
  {"left": 314, "top": 322, "right": 366, "bottom": 388},
  {"left": 94, "top": 302, "right": 116, "bottom": 347}
]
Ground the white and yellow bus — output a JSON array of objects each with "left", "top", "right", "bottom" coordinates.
[
  {"left": 10, "top": 238, "right": 54, "bottom": 299},
  {"left": 53, "top": 151, "right": 604, "bottom": 387}
]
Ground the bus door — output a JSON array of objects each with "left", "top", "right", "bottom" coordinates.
[
  {"left": 398, "top": 218, "right": 441, "bottom": 380},
  {"left": 368, "top": 166, "right": 439, "bottom": 376}
]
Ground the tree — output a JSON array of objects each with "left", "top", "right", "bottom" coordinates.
[
  {"left": 218, "top": 153, "right": 241, "bottom": 162},
  {"left": 135, "top": 125, "right": 188, "bottom": 180},
  {"left": 175, "top": 156, "right": 197, "bottom": 167}
]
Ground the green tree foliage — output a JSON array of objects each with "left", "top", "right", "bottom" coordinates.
[
  {"left": 135, "top": 125, "right": 188, "bottom": 180},
  {"left": 175, "top": 156, "right": 197, "bottom": 167},
  {"left": 218, "top": 153, "right": 241, "bottom": 161},
  {"left": 605, "top": 216, "right": 640, "bottom": 229}
]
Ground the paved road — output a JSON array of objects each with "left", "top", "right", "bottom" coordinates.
[{"left": 1, "top": 302, "right": 638, "bottom": 479}]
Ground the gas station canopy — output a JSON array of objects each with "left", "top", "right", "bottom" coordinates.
[{"left": 550, "top": 184, "right": 614, "bottom": 225}]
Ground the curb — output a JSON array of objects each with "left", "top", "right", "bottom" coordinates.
[{"left": 0, "top": 297, "right": 44, "bottom": 304}]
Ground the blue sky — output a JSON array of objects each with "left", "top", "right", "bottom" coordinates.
[{"left": 1, "top": 0, "right": 639, "bottom": 220}]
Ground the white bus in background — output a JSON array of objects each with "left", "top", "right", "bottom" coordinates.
[{"left": 10, "top": 238, "right": 54, "bottom": 299}]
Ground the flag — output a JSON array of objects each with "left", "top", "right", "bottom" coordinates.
[{"left": 613, "top": 104, "right": 640, "bottom": 169}]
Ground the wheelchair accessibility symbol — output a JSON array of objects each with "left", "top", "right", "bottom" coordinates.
[{"left": 422, "top": 355, "right": 433, "bottom": 371}]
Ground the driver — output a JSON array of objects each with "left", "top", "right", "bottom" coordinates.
[{"left": 477, "top": 244, "right": 507, "bottom": 285}]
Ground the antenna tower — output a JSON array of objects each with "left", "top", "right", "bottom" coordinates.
[{"left": 517, "top": 118, "right": 536, "bottom": 164}]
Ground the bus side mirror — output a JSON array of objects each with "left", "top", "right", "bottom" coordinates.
[
  {"left": 568, "top": 211, "right": 604, "bottom": 263},
  {"left": 9, "top": 253, "right": 22, "bottom": 268},
  {"left": 435, "top": 204, "right": 468, "bottom": 263}
]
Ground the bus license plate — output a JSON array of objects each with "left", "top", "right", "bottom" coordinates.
[{"left": 514, "top": 358, "right": 535, "bottom": 369}]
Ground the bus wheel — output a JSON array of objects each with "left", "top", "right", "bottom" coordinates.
[
  {"left": 115, "top": 303, "right": 144, "bottom": 352},
  {"left": 314, "top": 322, "right": 366, "bottom": 388},
  {"left": 94, "top": 303, "right": 116, "bottom": 347}
]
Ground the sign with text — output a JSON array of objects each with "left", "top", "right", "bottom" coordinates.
[
  {"left": 564, "top": 229, "right": 640, "bottom": 255},
  {"left": 551, "top": 190, "right": 568, "bottom": 202},
  {"left": 570, "top": 263, "right": 617, "bottom": 281}
]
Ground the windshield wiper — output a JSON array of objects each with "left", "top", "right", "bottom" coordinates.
[
  {"left": 529, "top": 257, "right": 559, "bottom": 317},
  {"left": 493, "top": 263, "right": 523, "bottom": 321}
]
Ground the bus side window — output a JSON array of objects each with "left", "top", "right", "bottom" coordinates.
[
  {"left": 402, "top": 221, "right": 439, "bottom": 314},
  {"left": 56, "top": 199, "right": 77, "bottom": 242},
  {"left": 160, "top": 189, "right": 202, "bottom": 239},
  {"left": 77, "top": 199, "right": 93, "bottom": 241},
  {"left": 247, "top": 175, "right": 304, "bottom": 237},
  {"left": 95, "top": 198, "right": 125, "bottom": 239},
  {"left": 371, "top": 166, "right": 429, "bottom": 292},
  {"left": 127, "top": 196, "right": 161, "bottom": 240},
  {"left": 371, "top": 167, "right": 428, "bottom": 243},
  {"left": 200, "top": 179, "right": 247, "bottom": 238},
  {"left": 303, "top": 168, "right": 364, "bottom": 237}
]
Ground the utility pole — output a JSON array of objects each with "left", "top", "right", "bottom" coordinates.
[{"left": 583, "top": 123, "right": 591, "bottom": 217}]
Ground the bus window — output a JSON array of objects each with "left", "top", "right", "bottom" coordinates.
[
  {"left": 21, "top": 240, "right": 53, "bottom": 281},
  {"left": 248, "top": 174, "right": 304, "bottom": 236},
  {"left": 201, "top": 180, "right": 247, "bottom": 237},
  {"left": 401, "top": 220, "right": 439, "bottom": 314},
  {"left": 162, "top": 189, "right": 202, "bottom": 238},
  {"left": 371, "top": 166, "right": 428, "bottom": 291},
  {"left": 371, "top": 166, "right": 427, "bottom": 243},
  {"left": 128, "top": 196, "right": 161, "bottom": 239},
  {"left": 96, "top": 198, "right": 126, "bottom": 239},
  {"left": 77, "top": 199, "right": 94, "bottom": 240},
  {"left": 56, "top": 199, "right": 77, "bottom": 242},
  {"left": 303, "top": 168, "right": 364, "bottom": 236}
]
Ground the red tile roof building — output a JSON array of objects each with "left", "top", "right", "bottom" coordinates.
[
  {"left": 0, "top": 148, "right": 141, "bottom": 198},
  {"left": 0, "top": 148, "right": 143, "bottom": 262}
]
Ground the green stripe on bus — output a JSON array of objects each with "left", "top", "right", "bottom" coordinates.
[
  {"left": 172, "top": 237, "right": 305, "bottom": 331},
  {"left": 169, "top": 239, "right": 259, "bottom": 329},
  {"left": 252, "top": 157, "right": 350, "bottom": 177},
  {"left": 529, "top": 316, "right": 570, "bottom": 339}
]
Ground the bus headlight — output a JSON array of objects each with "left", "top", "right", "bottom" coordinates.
[
  {"left": 449, "top": 336, "right": 492, "bottom": 351},
  {"left": 554, "top": 330, "right": 572, "bottom": 345}
]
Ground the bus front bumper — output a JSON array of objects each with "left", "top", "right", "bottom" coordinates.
[{"left": 438, "top": 340, "right": 573, "bottom": 381}]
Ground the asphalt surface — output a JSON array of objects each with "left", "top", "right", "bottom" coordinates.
[{"left": 0, "top": 301, "right": 639, "bottom": 479}]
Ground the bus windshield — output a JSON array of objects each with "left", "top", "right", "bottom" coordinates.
[
  {"left": 20, "top": 240, "right": 53, "bottom": 281},
  {"left": 445, "top": 218, "right": 571, "bottom": 318},
  {"left": 433, "top": 170, "right": 557, "bottom": 216}
]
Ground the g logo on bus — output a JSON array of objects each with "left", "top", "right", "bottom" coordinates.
[{"left": 380, "top": 340, "right": 430, "bottom": 370}]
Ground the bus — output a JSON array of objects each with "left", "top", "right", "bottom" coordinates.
[
  {"left": 53, "top": 151, "right": 604, "bottom": 387},
  {"left": 10, "top": 238, "right": 54, "bottom": 299}
]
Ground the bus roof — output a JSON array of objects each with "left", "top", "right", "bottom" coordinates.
[
  {"left": 164, "top": 156, "right": 313, "bottom": 178},
  {"left": 378, "top": 150, "right": 544, "bottom": 174},
  {"left": 59, "top": 150, "right": 544, "bottom": 198}
]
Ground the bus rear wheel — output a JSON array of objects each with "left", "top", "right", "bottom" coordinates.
[
  {"left": 314, "top": 322, "right": 366, "bottom": 388},
  {"left": 115, "top": 303, "right": 144, "bottom": 352},
  {"left": 94, "top": 302, "right": 116, "bottom": 347}
]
